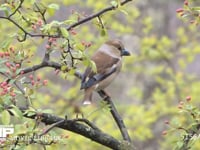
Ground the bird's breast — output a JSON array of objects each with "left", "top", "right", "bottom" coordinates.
[{"left": 95, "top": 61, "right": 122, "bottom": 91}]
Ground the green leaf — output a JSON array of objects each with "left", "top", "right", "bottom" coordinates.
[
  {"left": 0, "top": 67, "right": 8, "bottom": 73},
  {"left": 117, "top": 0, "right": 121, "bottom": 7},
  {"left": 0, "top": 105, "right": 4, "bottom": 112},
  {"left": 51, "top": 20, "right": 62, "bottom": 27},
  {"left": 90, "top": 60, "right": 97, "bottom": 73},
  {"left": 176, "top": 141, "right": 184, "bottom": 149},
  {"left": 110, "top": 1, "right": 118, "bottom": 7},
  {"left": 119, "top": 9, "right": 128, "bottom": 15},
  {"left": 0, "top": 37, "right": 13, "bottom": 50},
  {"left": 181, "top": 14, "right": 191, "bottom": 18},
  {"left": 100, "top": 28, "right": 107, "bottom": 36},
  {"left": 1, "top": 110, "right": 10, "bottom": 125},
  {"left": 26, "top": 111, "right": 36, "bottom": 117},
  {"left": 83, "top": 59, "right": 89, "bottom": 67},
  {"left": 0, "top": 4, "right": 10, "bottom": 17},
  {"left": 63, "top": 19, "right": 77, "bottom": 24},
  {"left": 61, "top": 65, "right": 68, "bottom": 71},
  {"left": 191, "top": 7, "right": 200, "bottom": 11},
  {"left": 60, "top": 27, "right": 69, "bottom": 38},
  {"left": 185, "top": 104, "right": 194, "bottom": 111},
  {"left": 42, "top": 109, "right": 53, "bottom": 113},
  {"left": 9, "top": 79, "right": 16, "bottom": 85},
  {"left": 69, "top": 68, "right": 75, "bottom": 75},
  {"left": 75, "top": 43, "right": 85, "bottom": 51},
  {"left": 27, "top": 89, "right": 34, "bottom": 96},
  {"left": 9, "top": 105, "right": 23, "bottom": 118},
  {"left": 40, "top": 24, "right": 51, "bottom": 33},
  {"left": 48, "top": 3, "right": 60, "bottom": 10},
  {"left": 47, "top": 3, "right": 59, "bottom": 16},
  {"left": 3, "top": 96, "right": 12, "bottom": 105},
  {"left": 23, "top": 107, "right": 36, "bottom": 117},
  {"left": 100, "top": 101, "right": 111, "bottom": 112},
  {"left": 0, "top": 59, "right": 7, "bottom": 64}
]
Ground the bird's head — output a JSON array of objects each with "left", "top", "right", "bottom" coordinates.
[{"left": 105, "top": 39, "right": 130, "bottom": 57}]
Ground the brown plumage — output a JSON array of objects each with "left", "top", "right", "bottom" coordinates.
[{"left": 81, "top": 39, "right": 130, "bottom": 105}]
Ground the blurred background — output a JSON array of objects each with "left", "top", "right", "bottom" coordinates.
[{"left": 1, "top": 0, "right": 200, "bottom": 149}]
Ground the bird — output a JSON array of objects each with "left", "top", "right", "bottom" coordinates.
[{"left": 80, "top": 39, "right": 130, "bottom": 105}]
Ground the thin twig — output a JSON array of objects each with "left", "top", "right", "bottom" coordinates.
[
  {"left": 34, "top": 2, "right": 47, "bottom": 24},
  {"left": 97, "top": 16, "right": 105, "bottom": 29},
  {"left": 73, "top": 118, "right": 101, "bottom": 131},
  {"left": 0, "top": 0, "right": 133, "bottom": 41},
  {"left": 13, "top": 81, "right": 25, "bottom": 95},
  {"left": 11, "top": 136, "right": 19, "bottom": 150},
  {"left": 9, "top": 0, "right": 24, "bottom": 18},
  {"left": 67, "top": 0, "right": 133, "bottom": 30},
  {"left": 39, "top": 120, "right": 65, "bottom": 136}
]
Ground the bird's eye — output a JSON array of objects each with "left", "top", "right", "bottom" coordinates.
[{"left": 118, "top": 46, "right": 122, "bottom": 51}]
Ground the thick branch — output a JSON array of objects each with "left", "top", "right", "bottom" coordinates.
[{"left": 21, "top": 110, "right": 135, "bottom": 150}]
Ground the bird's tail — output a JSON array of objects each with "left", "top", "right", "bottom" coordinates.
[{"left": 82, "top": 87, "right": 94, "bottom": 105}]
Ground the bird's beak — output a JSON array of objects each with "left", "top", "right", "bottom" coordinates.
[{"left": 121, "top": 49, "right": 131, "bottom": 56}]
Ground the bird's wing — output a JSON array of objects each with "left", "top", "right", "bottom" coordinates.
[{"left": 80, "top": 51, "right": 119, "bottom": 89}]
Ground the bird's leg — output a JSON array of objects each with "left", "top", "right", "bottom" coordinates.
[
  {"left": 73, "top": 105, "right": 84, "bottom": 118},
  {"left": 76, "top": 113, "right": 84, "bottom": 119}
]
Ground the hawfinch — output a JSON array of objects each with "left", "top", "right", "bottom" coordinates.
[{"left": 80, "top": 39, "right": 130, "bottom": 105}]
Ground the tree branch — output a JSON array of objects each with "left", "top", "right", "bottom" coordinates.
[
  {"left": 21, "top": 61, "right": 61, "bottom": 74},
  {"left": 0, "top": 0, "right": 133, "bottom": 41},
  {"left": 98, "top": 90, "right": 132, "bottom": 142},
  {"left": 39, "top": 119, "right": 65, "bottom": 136},
  {"left": 67, "top": 0, "right": 133, "bottom": 30},
  {"left": 20, "top": 109, "right": 135, "bottom": 150},
  {"left": 73, "top": 118, "right": 101, "bottom": 131},
  {"left": 8, "top": 0, "right": 24, "bottom": 18}
]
